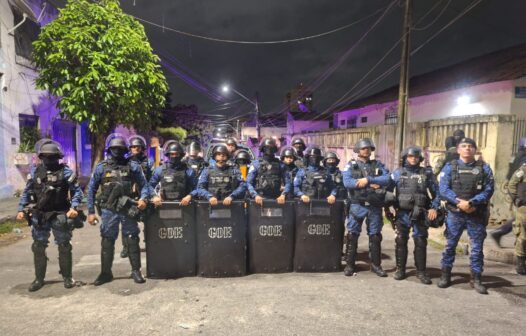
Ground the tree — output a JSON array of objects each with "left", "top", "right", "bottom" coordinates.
[{"left": 33, "top": 0, "right": 168, "bottom": 167}]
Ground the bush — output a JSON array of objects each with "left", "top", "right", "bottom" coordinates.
[
  {"left": 18, "top": 126, "right": 41, "bottom": 153},
  {"left": 156, "top": 127, "right": 187, "bottom": 142}
]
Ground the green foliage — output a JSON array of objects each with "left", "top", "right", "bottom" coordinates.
[
  {"left": 156, "top": 127, "right": 187, "bottom": 142},
  {"left": 0, "top": 221, "right": 26, "bottom": 235},
  {"left": 32, "top": 0, "right": 168, "bottom": 135},
  {"left": 18, "top": 126, "right": 41, "bottom": 153}
]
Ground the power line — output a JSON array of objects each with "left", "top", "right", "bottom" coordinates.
[
  {"left": 133, "top": 5, "right": 391, "bottom": 45},
  {"left": 304, "top": 0, "right": 484, "bottom": 125}
]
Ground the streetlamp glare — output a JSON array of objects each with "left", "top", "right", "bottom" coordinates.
[{"left": 222, "top": 85, "right": 230, "bottom": 93}]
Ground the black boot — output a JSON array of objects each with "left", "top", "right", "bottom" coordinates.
[
  {"left": 344, "top": 233, "right": 359, "bottom": 276},
  {"left": 94, "top": 238, "right": 114, "bottom": 286},
  {"left": 414, "top": 237, "right": 432, "bottom": 285},
  {"left": 393, "top": 234, "right": 408, "bottom": 280},
  {"left": 120, "top": 234, "right": 128, "bottom": 258},
  {"left": 470, "top": 271, "right": 488, "bottom": 294},
  {"left": 437, "top": 267, "right": 452, "bottom": 288},
  {"left": 58, "top": 242, "right": 75, "bottom": 289},
  {"left": 369, "top": 234, "right": 387, "bottom": 277},
  {"left": 29, "top": 241, "right": 47, "bottom": 292},
  {"left": 517, "top": 256, "right": 526, "bottom": 275},
  {"left": 127, "top": 236, "right": 145, "bottom": 283}
]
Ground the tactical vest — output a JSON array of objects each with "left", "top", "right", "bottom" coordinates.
[
  {"left": 450, "top": 160, "right": 486, "bottom": 201},
  {"left": 256, "top": 158, "right": 282, "bottom": 198},
  {"left": 99, "top": 160, "right": 134, "bottom": 208},
  {"left": 32, "top": 164, "right": 70, "bottom": 212},
  {"left": 348, "top": 160, "right": 386, "bottom": 205},
  {"left": 161, "top": 164, "right": 188, "bottom": 201},
  {"left": 301, "top": 168, "right": 331, "bottom": 199},
  {"left": 187, "top": 158, "right": 207, "bottom": 177},
  {"left": 329, "top": 169, "right": 347, "bottom": 199},
  {"left": 139, "top": 157, "right": 152, "bottom": 181},
  {"left": 208, "top": 166, "right": 235, "bottom": 200},
  {"left": 285, "top": 164, "right": 298, "bottom": 185},
  {"left": 396, "top": 167, "right": 429, "bottom": 210}
]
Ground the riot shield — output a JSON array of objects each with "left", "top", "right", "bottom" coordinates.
[
  {"left": 294, "top": 200, "right": 344, "bottom": 272},
  {"left": 196, "top": 200, "right": 247, "bottom": 277},
  {"left": 146, "top": 202, "right": 197, "bottom": 278},
  {"left": 248, "top": 200, "right": 295, "bottom": 273}
]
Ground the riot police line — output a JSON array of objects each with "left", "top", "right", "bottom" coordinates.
[{"left": 16, "top": 133, "right": 497, "bottom": 295}]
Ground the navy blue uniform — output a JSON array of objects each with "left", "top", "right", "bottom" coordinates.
[
  {"left": 342, "top": 159, "right": 390, "bottom": 236},
  {"left": 87, "top": 160, "right": 150, "bottom": 240},
  {"left": 18, "top": 165, "right": 83, "bottom": 244},
  {"left": 439, "top": 159, "right": 494, "bottom": 274},
  {"left": 195, "top": 165, "right": 246, "bottom": 200}
]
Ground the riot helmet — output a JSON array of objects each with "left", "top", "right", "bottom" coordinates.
[
  {"left": 402, "top": 146, "right": 424, "bottom": 166},
  {"left": 106, "top": 134, "right": 129, "bottom": 159},
  {"left": 323, "top": 151, "right": 340, "bottom": 168},
  {"left": 452, "top": 129, "right": 465, "bottom": 145},
  {"left": 304, "top": 146, "right": 324, "bottom": 167},
  {"left": 292, "top": 137, "right": 306, "bottom": 155},
  {"left": 259, "top": 137, "right": 278, "bottom": 157},
  {"left": 353, "top": 138, "right": 375, "bottom": 153},
  {"left": 235, "top": 150, "right": 251, "bottom": 166},
  {"left": 37, "top": 139, "right": 64, "bottom": 166},
  {"left": 163, "top": 140, "right": 185, "bottom": 165},
  {"left": 213, "top": 145, "right": 230, "bottom": 165},
  {"left": 187, "top": 141, "right": 202, "bottom": 157}
]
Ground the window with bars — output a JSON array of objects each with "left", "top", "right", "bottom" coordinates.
[
  {"left": 385, "top": 107, "right": 398, "bottom": 125},
  {"left": 347, "top": 117, "right": 357, "bottom": 129}
]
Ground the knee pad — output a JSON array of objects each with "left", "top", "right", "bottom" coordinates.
[
  {"left": 370, "top": 233, "right": 382, "bottom": 243},
  {"left": 58, "top": 242, "right": 72, "bottom": 252},
  {"left": 32, "top": 240, "right": 48, "bottom": 253}
]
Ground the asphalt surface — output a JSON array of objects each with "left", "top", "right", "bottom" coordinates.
[{"left": 0, "top": 217, "right": 525, "bottom": 336}]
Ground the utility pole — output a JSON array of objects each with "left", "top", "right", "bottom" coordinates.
[
  {"left": 394, "top": 0, "right": 412, "bottom": 168},
  {"left": 255, "top": 91, "right": 261, "bottom": 140}
]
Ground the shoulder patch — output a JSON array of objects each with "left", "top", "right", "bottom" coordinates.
[{"left": 516, "top": 170, "right": 525, "bottom": 178}]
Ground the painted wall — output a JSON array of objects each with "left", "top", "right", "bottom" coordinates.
[
  {"left": 0, "top": 0, "right": 59, "bottom": 196},
  {"left": 334, "top": 80, "right": 515, "bottom": 128}
]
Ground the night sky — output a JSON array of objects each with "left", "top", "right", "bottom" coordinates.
[{"left": 51, "top": 0, "right": 526, "bottom": 120}]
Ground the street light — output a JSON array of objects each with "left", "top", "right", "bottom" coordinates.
[{"left": 221, "top": 83, "right": 260, "bottom": 139}]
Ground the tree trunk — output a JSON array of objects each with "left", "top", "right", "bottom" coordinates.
[{"left": 91, "top": 132, "right": 107, "bottom": 170}]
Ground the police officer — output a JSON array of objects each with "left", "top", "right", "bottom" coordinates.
[
  {"left": 118, "top": 134, "right": 154, "bottom": 258},
  {"left": 195, "top": 145, "right": 246, "bottom": 205},
  {"left": 342, "top": 138, "right": 390, "bottom": 277},
  {"left": 16, "top": 140, "right": 83, "bottom": 291},
  {"left": 280, "top": 147, "right": 299, "bottom": 198},
  {"left": 490, "top": 136, "right": 526, "bottom": 246},
  {"left": 225, "top": 138, "right": 238, "bottom": 156},
  {"left": 389, "top": 146, "right": 440, "bottom": 284},
  {"left": 504, "top": 162, "right": 526, "bottom": 275},
  {"left": 184, "top": 141, "right": 207, "bottom": 178},
  {"left": 150, "top": 141, "right": 197, "bottom": 207},
  {"left": 247, "top": 138, "right": 291, "bottom": 205},
  {"left": 323, "top": 151, "right": 346, "bottom": 199},
  {"left": 292, "top": 138, "right": 307, "bottom": 168},
  {"left": 438, "top": 137, "right": 494, "bottom": 294},
  {"left": 234, "top": 149, "right": 251, "bottom": 182},
  {"left": 293, "top": 146, "right": 337, "bottom": 204},
  {"left": 87, "top": 135, "right": 150, "bottom": 285}
]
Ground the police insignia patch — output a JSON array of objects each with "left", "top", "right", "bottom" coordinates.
[
  {"left": 472, "top": 168, "right": 480, "bottom": 175},
  {"left": 516, "top": 170, "right": 525, "bottom": 178}
]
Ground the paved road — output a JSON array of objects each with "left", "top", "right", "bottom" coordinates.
[{"left": 0, "top": 220, "right": 524, "bottom": 335}]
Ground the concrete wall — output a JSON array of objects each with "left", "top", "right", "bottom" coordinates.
[
  {"left": 0, "top": 0, "right": 59, "bottom": 196},
  {"left": 334, "top": 80, "right": 515, "bottom": 128}
]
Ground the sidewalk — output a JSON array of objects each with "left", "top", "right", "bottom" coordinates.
[{"left": 0, "top": 197, "right": 21, "bottom": 224}]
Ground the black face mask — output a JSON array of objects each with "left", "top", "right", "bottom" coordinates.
[
  {"left": 41, "top": 155, "right": 60, "bottom": 167},
  {"left": 263, "top": 147, "right": 276, "bottom": 157},
  {"left": 109, "top": 147, "right": 127, "bottom": 159},
  {"left": 308, "top": 156, "right": 321, "bottom": 167},
  {"left": 170, "top": 157, "right": 182, "bottom": 166}
]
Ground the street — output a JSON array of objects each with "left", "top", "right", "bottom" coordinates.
[{"left": 0, "top": 221, "right": 524, "bottom": 336}]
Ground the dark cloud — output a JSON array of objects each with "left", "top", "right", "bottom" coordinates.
[{"left": 53, "top": 0, "right": 526, "bottom": 118}]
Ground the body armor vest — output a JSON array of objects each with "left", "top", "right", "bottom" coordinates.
[
  {"left": 187, "top": 158, "right": 207, "bottom": 177},
  {"left": 450, "top": 160, "right": 486, "bottom": 201},
  {"left": 329, "top": 169, "right": 347, "bottom": 199},
  {"left": 396, "top": 167, "right": 429, "bottom": 210},
  {"left": 301, "top": 168, "right": 331, "bottom": 199},
  {"left": 161, "top": 164, "right": 188, "bottom": 201},
  {"left": 349, "top": 160, "right": 386, "bottom": 205},
  {"left": 256, "top": 158, "right": 282, "bottom": 198},
  {"left": 99, "top": 160, "right": 133, "bottom": 208},
  {"left": 208, "top": 166, "right": 235, "bottom": 200},
  {"left": 32, "top": 164, "right": 70, "bottom": 212}
]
